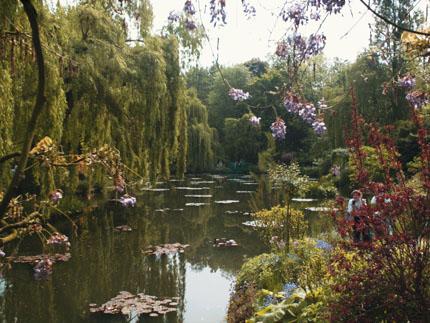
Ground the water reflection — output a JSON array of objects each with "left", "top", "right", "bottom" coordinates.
[{"left": 0, "top": 174, "right": 331, "bottom": 322}]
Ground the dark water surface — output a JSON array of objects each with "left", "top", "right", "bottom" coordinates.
[{"left": 0, "top": 175, "right": 330, "bottom": 323}]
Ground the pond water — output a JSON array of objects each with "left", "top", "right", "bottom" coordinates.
[{"left": 0, "top": 175, "right": 332, "bottom": 323}]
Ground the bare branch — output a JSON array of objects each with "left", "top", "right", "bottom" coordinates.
[{"left": 359, "top": 0, "right": 430, "bottom": 36}]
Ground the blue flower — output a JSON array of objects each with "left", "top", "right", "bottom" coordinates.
[
  {"left": 282, "top": 282, "right": 298, "bottom": 298},
  {"left": 315, "top": 239, "right": 332, "bottom": 251},
  {"left": 263, "top": 295, "right": 273, "bottom": 307}
]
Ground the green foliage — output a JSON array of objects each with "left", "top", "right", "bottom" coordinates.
[
  {"left": 0, "top": 0, "right": 195, "bottom": 194},
  {"left": 248, "top": 288, "right": 328, "bottom": 323},
  {"left": 348, "top": 145, "right": 391, "bottom": 184},
  {"left": 207, "top": 65, "right": 252, "bottom": 138},
  {"left": 269, "top": 162, "right": 310, "bottom": 198},
  {"left": 253, "top": 206, "right": 307, "bottom": 248},
  {"left": 236, "top": 253, "right": 284, "bottom": 291},
  {"left": 186, "top": 89, "right": 215, "bottom": 172},
  {"left": 230, "top": 238, "right": 333, "bottom": 322},
  {"left": 224, "top": 113, "right": 266, "bottom": 164},
  {"left": 306, "top": 181, "right": 337, "bottom": 199}
]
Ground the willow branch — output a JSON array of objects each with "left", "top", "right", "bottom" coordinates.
[
  {"left": 0, "top": 0, "right": 46, "bottom": 219},
  {"left": 0, "top": 152, "right": 20, "bottom": 164},
  {"left": 359, "top": 0, "right": 430, "bottom": 36}
]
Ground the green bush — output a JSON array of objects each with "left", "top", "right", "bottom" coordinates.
[{"left": 306, "top": 181, "right": 337, "bottom": 199}]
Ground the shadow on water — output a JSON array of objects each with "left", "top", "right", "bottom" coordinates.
[{"left": 0, "top": 174, "right": 332, "bottom": 322}]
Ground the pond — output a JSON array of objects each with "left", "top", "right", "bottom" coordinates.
[{"left": 0, "top": 175, "right": 332, "bottom": 323}]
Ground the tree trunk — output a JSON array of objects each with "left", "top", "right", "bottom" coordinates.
[{"left": 0, "top": 0, "right": 46, "bottom": 219}]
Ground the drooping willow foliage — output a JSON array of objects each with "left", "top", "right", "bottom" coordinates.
[
  {"left": 185, "top": 89, "right": 215, "bottom": 173},
  {"left": 0, "top": 0, "right": 203, "bottom": 196}
]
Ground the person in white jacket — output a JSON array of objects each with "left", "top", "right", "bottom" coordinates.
[{"left": 346, "top": 190, "right": 368, "bottom": 242}]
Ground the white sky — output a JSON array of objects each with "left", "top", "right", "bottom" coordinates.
[{"left": 150, "top": 0, "right": 375, "bottom": 66}]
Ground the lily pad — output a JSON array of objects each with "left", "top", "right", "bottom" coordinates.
[
  {"left": 155, "top": 208, "right": 170, "bottom": 212},
  {"left": 213, "top": 238, "right": 239, "bottom": 248},
  {"left": 141, "top": 188, "right": 170, "bottom": 192},
  {"left": 9, "top": 253, "right": 71, "bottom": 280},
  {"left": 305, "top": 207, "right": 332, "bottom": 212},
  {"left": 185, "top": 202, "right": 209, "bottom": 207},
  {"left": 114, "top": 225, "right": 132, "bottom": 232},
  {"left": 143, "top": 243, "right": 190, "bottom": 256},
  {"left": 89, "top": 291, "right": 179, "bottom": 319},
  {"left": 184, "top": 194, "right": 212, "bottom": 198},
  {"left": 236, "top": 191, "right": 254, "bottom": 194},
  {"left": 225, "top": 210, "right": 240, "bottom": 215},
  {"left": 190, "top": 181, "right": 215, "bottom": 185},
  {"left": 175, "top": 186, "right": 210, "bottom": 191},
  {"left": 292, "top": 198, "right": 317, "bottom": 202},
  {"left": 214, "top": 200, "right": 240, "bottom": 204}
]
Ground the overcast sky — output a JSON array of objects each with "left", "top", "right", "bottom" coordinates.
[{"left": 150, "top": 0, "right": 375, "bottom": 66}]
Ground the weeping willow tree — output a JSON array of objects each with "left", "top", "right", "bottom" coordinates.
[
  {"left": 186, "top": 89, "right": 215, "bottom": 173},
  {"left": 0, "top": 0, "right": 191, "bottom": 205}
]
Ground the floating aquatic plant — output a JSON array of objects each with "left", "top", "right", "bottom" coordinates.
[
  {"left": 143, "top": 243, "right": 190, "bottom": 256},
  {"left": 89, "top": 291, "right": 179, "bottom": 319}
]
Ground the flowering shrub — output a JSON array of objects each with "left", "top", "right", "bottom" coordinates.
[
  {"left": 252, "top": 206, "right": 307, "bottom": 250},
  {"left": 329, "top": 89, "right": 430, "bottom": 321}
]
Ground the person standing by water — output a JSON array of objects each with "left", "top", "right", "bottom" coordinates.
[{"left": 346, "top": 190, "right": 368, "bottom": 242}]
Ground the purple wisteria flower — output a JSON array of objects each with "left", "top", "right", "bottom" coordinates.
[
  {"left": 49, "top": 189, "right": 63, "bottom": 203},
  {"left": 241, "top": 0, "right": 256, "bottom": 18},
  {"left": 228, "top": 88, "right": 250, "bottom": 101},
  {"left": 119, "top": 195, "right": 137, "bottom": 207},
  {"left": 312, "top": 120, "right": 327, "bottom": 135},
  {"left": 276, "top": 33, "right": 325, "bottom": 60},
  {"left": 309, "top": 0, "right": 346, "bottom": 14},
  {"left": 270, "top": 118, "right": 287, "bottom": 140},
  {"left": 184, "top": 18, "right": 197, "bottom": 31},
  {"left": 209, "top": 0, "right": 227, "bottom": 25},
  {"left": 183, "top": 0, "right": 196, "bottom": 15},
  {"left": 298, "top": 104, "right": 317, "bottom": 124},
  {"left": 398, "top": 75, "right": 416, "bottom": 89},
  {"left": 249, "top": 115, "right": 261, "bottom": 126},
  {"left": 281, "top": 4, "right": 308, "bottom": 26},
  {"left": 406, "top": 91, "right": 429, "bottom": 109},
  {"left": 284, "top": 93, "right": 327, "bottom": 135},
  {"left": 168, "top": 11, "right": 180, "bottom": 23}
]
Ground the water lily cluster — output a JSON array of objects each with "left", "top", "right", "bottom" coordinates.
[
  {"left": 284, "top": 93, "right": 327, "bottom": 135},
  {"left": 47, "top": 233, "right": 71, "bottom": 250}
]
